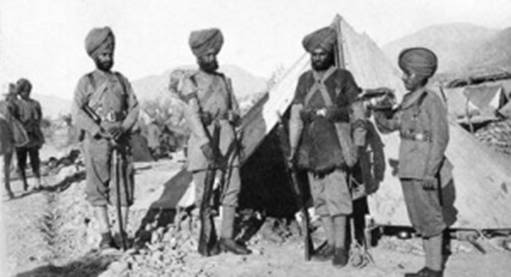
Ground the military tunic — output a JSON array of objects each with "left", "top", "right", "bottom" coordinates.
[
  {"left": 374, "top": 87, "right": 450, "bottom": 237},
  {"left": 180, "top": 69, "right": 241, "bottom": 207},
  {"left": 73, "top": 70, "right": 139, "bottom": 207},
  {"left": 12, "top": 97, "right": 44, "bottom": 179},
  {"left": 14, "top": 98, "right": 44, "bottom": 149},
  {"left": 290, "top": 67, "right": 362, "bottom": 216}
]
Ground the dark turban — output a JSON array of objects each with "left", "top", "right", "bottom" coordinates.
[
  {"left": 16, "top": 78, "right": 32, "bottom": 93},
  {"left": 398, "top": 47, "right": 438, "bottom": 78},
  {"left": 302, "top": 27, "right": 337, "bottom": 53},
  {"left": 188, "top": 28, "right": 224, "bottom": 57},
  {"left": 85, "top": 27, "right": 115, "bottom": 59}
]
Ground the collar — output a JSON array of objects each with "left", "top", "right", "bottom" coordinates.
[{"left": 399, "top": 87, "right": 427, "bottom": 110}]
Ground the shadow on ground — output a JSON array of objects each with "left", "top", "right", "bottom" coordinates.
[{"left": 15, "top": 251, "right": 121, "bottom": 277}]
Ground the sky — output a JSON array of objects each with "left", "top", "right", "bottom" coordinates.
[{"left": 1, "top": 0, "right": 511, "bottom": 100}]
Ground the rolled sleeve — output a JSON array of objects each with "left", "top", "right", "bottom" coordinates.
[
  {"left": 181, "top": 77, "right": 209, "bottom": 146},
  {"left": 72, "top": 77, "right": 101, "bottom": 137},
  {"left": 118, "top": 76, "right": 140, "bottom": 132},
  {"left": 289, "top": 74, "right": 307, "bottom": 150}
]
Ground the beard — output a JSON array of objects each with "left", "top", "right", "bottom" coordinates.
[
  {"left": 95, "top": 59, "right": 113, "bottom": 72},
  {"left": 198, "top": 59, "right": 219, "bottom": 73},
  {"left": 311, "top": 52, "right": 334, "bottom": 71},
  {"left": 311, "top": 58, "right": 334, "bottom": 71}
]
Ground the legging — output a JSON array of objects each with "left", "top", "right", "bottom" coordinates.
[{"left": 16, "top": 146, "right": 40, "bottom": 178}]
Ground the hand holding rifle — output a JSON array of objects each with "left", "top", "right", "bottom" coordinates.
[
  {"left": 359, "top": 87, "right": 396, "bottom": 110},
  {"left": 277, "top": 111, "right": 313, "bottom": 261},
  {"left": 200, "top": 142, "right": 227, "bottom": 169}
]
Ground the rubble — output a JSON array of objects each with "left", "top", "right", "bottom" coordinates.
[{"left": 474, "top": 119, "right": 511, "bottom": 155}]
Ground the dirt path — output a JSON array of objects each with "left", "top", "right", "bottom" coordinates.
[
  {"left": 3, "top": 185, "right": 54, "bottom": 275},
  {"left": 3, "top": 158, "right": 511, "bottom": 277},
  {"left": 3, "top": 159, "right": 178, "bottom": 276}
]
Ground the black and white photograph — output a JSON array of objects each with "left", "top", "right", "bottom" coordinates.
[{"left": 1, "top": 0, "right": 511, "bottom": 276}]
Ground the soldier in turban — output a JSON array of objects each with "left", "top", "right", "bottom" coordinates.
[
  {"left": 179, "top": 28, "right": 249, "bottom": 255},
  {"left": 372, "top": 47, "right": 451, "bottom": 277},
  {"left": 13, "top": 78, "right": 45, "bottom": 192},
  {"left": 289, "top": 26, "right": 366, "bottom": 267},
  {"left": 73, "top": 27, "right": 139, "bottom": 250}
]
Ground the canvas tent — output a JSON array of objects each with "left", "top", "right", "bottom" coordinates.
[
  {"left": 443, "top": 83, "right": 509, "bottom": 125},
  {"left": 172, "top": 15, "right": 511, "bottom": 230}
]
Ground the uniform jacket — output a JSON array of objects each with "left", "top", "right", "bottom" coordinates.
[
  {"left": 374, "top": 87, "right": 450, "bottom": 180},
  {"left": 179, "top": 69, "right": 240, "bottom": 172},
  {"left": 289, "top": 67, "right": 362, "bottom": 172},
  {"left": 72, "top": 69, "right": 139, "bottom": 183},
  {"left": 14, "top": 98, "right": 44, "bottom": 148}
]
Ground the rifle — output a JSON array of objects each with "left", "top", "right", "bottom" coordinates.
[
  {"left": 197, "top": 120, "right": 221, "bottom": 256},
  {"left": 111, "top": 142, "right": 127, "bottom": 251},
  {"left": 277, "top": 112, "right": 313, "bottom": 261},
  {"left": 358, "top": 87, "right": 396, "bottom": 110},
  {"left": 77, "top": 105, "right": 101, "bottom": 141}
]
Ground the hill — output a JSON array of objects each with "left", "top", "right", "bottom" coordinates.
[
  {"left": 382, "top": 23, "right": 497, "bottom": 73},
  {"left": 466, "top": 27, "right": 511, "bottom": 73},
  {"left": 34, "top": 93, "right": 72, "bottom": 119},
  {"left": 132, "top": 64, "right": 268, "bottom": 102}
]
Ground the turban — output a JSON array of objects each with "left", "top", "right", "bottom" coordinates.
[
  {"left": 398, "top": 47, "right": 438, "bottom": 78},
  {"left": 188, "top": 28, "right": 224, "bottom": 57},
  {"left": 16, "top": 78, "right": 32, "bottom": 93},
  {"left": 85, "top": 27, "right": 115, "bottom": 59},
  {"left": 302, "top": 27, "right": 337, "bottom": 53}
]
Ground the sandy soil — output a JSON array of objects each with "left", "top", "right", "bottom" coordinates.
[{"left": 2, "top": 154, "right": 511, "bottom": 277}]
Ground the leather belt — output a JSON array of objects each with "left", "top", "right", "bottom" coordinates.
[{"left": 400, "top": 130, "right": 432, "bottom": 142}]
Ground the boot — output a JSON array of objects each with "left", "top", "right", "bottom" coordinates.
[
  {"left": 218, "top": 238, "right": 251, "bottom": 255},
  {"left": 114, "top": 231, "right": 130, "bottom": 250},
  {"left": 312, "top": 243, "right": 334, "bottom": 261},
  {"left": 219, "top": 206, "right": 251, "bottom": 255},
  {"left": 332, "top": 247, "right": 348, "bottom": 267},
  {"left": 99, "top": 232, "right": 118, "bottom": 250},
  {"left": 404, "top": 267, "right": 443, "bottom": 277}
]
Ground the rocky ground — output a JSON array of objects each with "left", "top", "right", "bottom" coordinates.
[
  {"left": 2, "top": 151, "right": 511, "bottom": 277},
  {"left": 474, "top": 119, "right": 511, "bottom": 155}
]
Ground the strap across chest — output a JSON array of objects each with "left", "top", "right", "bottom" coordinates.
[
  {"left": 87, "top": 72, "right": 127, "bottom": 110},
  {"left": 304, "top": 67, "right": 337, "bottom": 107}
]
